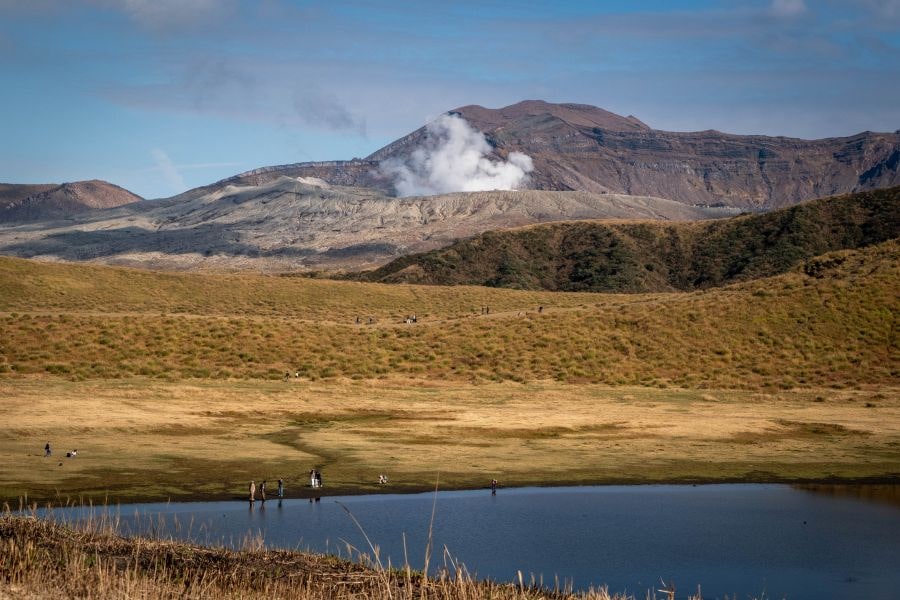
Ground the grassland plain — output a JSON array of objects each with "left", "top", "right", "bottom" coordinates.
[
  {"left": 1, "top": 378, "right": 898, "bottom": 504},
  {"left": 0, "top": 240, "right": 898, "bottom": 504}
]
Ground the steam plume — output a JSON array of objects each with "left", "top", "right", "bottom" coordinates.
[{"left": 382, "top": 114, "right": 533, "bottom": 197}]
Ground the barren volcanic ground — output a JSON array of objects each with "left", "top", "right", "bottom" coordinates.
[{"left": 0, "top": 178, "right": 735, "bottom": 271}]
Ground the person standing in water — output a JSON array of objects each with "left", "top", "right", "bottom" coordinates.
[
  {"left": 277, "top": 478, "right": 284, "bottom": 498},
  {"left": 260, "top": 480, "right": 267, "bottom": 503},
  {"left": 491, "top": 479, "right": 498, "bottom": 495},
  {"left": 249, "top": 480, "right": 256, "bottom": 504}
]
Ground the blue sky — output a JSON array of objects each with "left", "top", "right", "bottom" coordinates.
[{"left": 1, "top": 0, "right": 899, "bottom": 199}]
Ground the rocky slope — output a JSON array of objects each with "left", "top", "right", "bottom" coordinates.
[
  {"left": 0, "top": 177, "right": 735, "bottom": 271},
  {"left": 0, "top": 180, "right": 142, "bottom": 222},
  {"left": 357, "top": 186, "right": 900, "bottom": 292},
  {"left": 190, "top": 100, "right": 899, "bottom": 209}
]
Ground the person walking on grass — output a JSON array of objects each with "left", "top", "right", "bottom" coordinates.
[
  {"left": 249, "top": 480, "right": 256, "bottom": 504},
  {"left": 44, "top": 442, "right": 51, "bottom": 457}
]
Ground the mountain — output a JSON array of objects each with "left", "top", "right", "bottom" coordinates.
[
  {"left": 190, "top": 100, "right": 899, "bottom": 209},
  {"left": 0, "top": 180, "right": 142, "bottom": 222},
  {"left": 357, "top": 186, "right": 900, "bottom": 292},
  {"left": 0, "top": 177, "right": 736, "bottom": 271}
]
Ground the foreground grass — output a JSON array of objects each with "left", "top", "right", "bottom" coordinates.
[
  {"left": 2, "top": 514, "right": 650, "bottom": 599},
  {"left": 2, "top": 378, "right": 897, "bottom": 504},
  {"left": 1, "top": 240, "right": 897, "bottom": 388}
]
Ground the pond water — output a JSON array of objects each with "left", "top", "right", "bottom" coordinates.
[{"left": 40, "top": 484, "right": 900, "bottom": 599}]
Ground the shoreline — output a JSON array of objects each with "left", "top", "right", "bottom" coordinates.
[{"left": 10, "top": 473, "right": 900, "bottom": 508}]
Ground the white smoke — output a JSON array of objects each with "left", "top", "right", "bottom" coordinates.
[{"left": 382, "top": 114, "right": 534, "bottom": 197}]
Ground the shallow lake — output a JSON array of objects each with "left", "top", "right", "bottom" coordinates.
[{"left": 40, "top": 484, "right": 900, "bottom": 599}]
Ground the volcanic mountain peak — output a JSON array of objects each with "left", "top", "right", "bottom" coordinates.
[
  {"left": 453, "top": 99, "right": 650, "bottom": 133},
  {"left": 0, "top": 180, "right": 142, "bottom": 223},
  {"left": 157, "top": 100, "right": 898, "bottom": 210}
]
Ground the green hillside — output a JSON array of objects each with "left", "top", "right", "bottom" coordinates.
[{"left": 358, "top": 187, "right": 900, "bottom": 291}]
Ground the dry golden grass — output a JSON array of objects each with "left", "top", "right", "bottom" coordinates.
[
  {"left": 2, "top": 513, "right": 647, "bottom": 599},
  {"left": 2, "top": 378, "right": 897, "bottom": 504},
  {"left": 0, "top": 240, "right": 897, "bottom": 504},
  {"left": 1, "top": 240, "right": 897, "bottom": 389}
]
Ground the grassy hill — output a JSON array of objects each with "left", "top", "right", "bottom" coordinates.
[
  {"left": 357, "top": 187, "right": 900, "bottom": 291},
  {"left": 1, "top": 238, "right": 897, "bottom": 389}
]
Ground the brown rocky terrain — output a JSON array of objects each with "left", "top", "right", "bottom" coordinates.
[
  {"left": 0, "top": 177, "right": 735, "bottom": 271},
  {"left": 0, "top": 180, "right": 142, "bottom": 222},
  {"left": 207, "top": 100, "right": 898, "bottom": 209}
]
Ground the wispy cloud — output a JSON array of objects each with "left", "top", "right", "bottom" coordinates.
[
  {"left": 771, "top": 0, "right": 807, "bottom": 17},
  {"left": 151, "top": 148, "right": 186, "bottom": 193},
  {"left": 116, "top": 0, "right": 234, "bottom": 29},
  {"left": 141, "top": 160, "right": 242, "bottom": 173},
  {"left": 0, "top": 0, "right": 236, "bottom": 29},
  {"left": 104, "top": 58, "right": 367, "bottom": 135}
]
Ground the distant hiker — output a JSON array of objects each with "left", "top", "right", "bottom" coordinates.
[
  {"left": 309, "top": 469, "right": 317, "bottom": 488},
  {"left": 316, "top": 470, "right": 323, "bottom": 488},
  {"left": 44, "top": 442, "right": 51, "bottom": 457},
  {"left": 295, "top": 370, "right": 300, "bottom": 378},
  {"left": 249, "top": 480, "right": 256, "bottom": 503},
  {"left": 491, "top": 479, "right": 497, "bottom": 495},
  {"left": 284, "top": 372, "right": 290, "bottom": 381},
  {"left": 277, "top": 478, "right": 284, "bottom": 498},
  {"left": 412, "top": 315, "right": 417, "bottom": 323},
  {"left": 260, "top": 480, "right": 267, "bottom": 502},
  {"left": 538, "top": 306, "right": 543, "bottom": 314},
  {"left": 356, "top": 316, "right": 360, "bottom": 324}
]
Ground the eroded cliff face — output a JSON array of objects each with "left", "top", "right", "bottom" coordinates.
[
  {"left": 487, "top": 117, "right": 899, "bottom": 209},
  {"left": 370, "top": 101, "right": 897, "bottom": 208}
]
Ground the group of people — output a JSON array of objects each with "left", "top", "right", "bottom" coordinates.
[
  {"left": 246, "top": 472, "right": 500, "bottom": 503},
  {"left": 309, "top": 469, "right": 323, "bottom": 488},
  {"left": 248, "top": 478, "right": 284, "bottom": 504},
  {"left": 43, "top": 442, "right": 77, "bottom": 459},
  {"left": 247, "top": 471, "right": 324, "bottom": 503}
]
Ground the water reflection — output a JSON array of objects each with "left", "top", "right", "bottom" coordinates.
[
  {"left": 793, "top": 484, "right": 900, "bottom": 509},
  {"left": 35, "top": 484, "right": 900, "bottom": 600}
]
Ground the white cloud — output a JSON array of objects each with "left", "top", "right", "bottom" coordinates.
[
  {"left": 771, "top": 0, "right": 807, "bottom": 17},
  {"left": 381, "top": 114, "right": 534, "bottom": 197},
  {"left": 151, "top": 148, "right": 187, "bottom": 193}
]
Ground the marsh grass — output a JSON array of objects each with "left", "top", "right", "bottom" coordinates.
[{"left": 1, "top": 503, "right": 715, "bottom": 600}]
